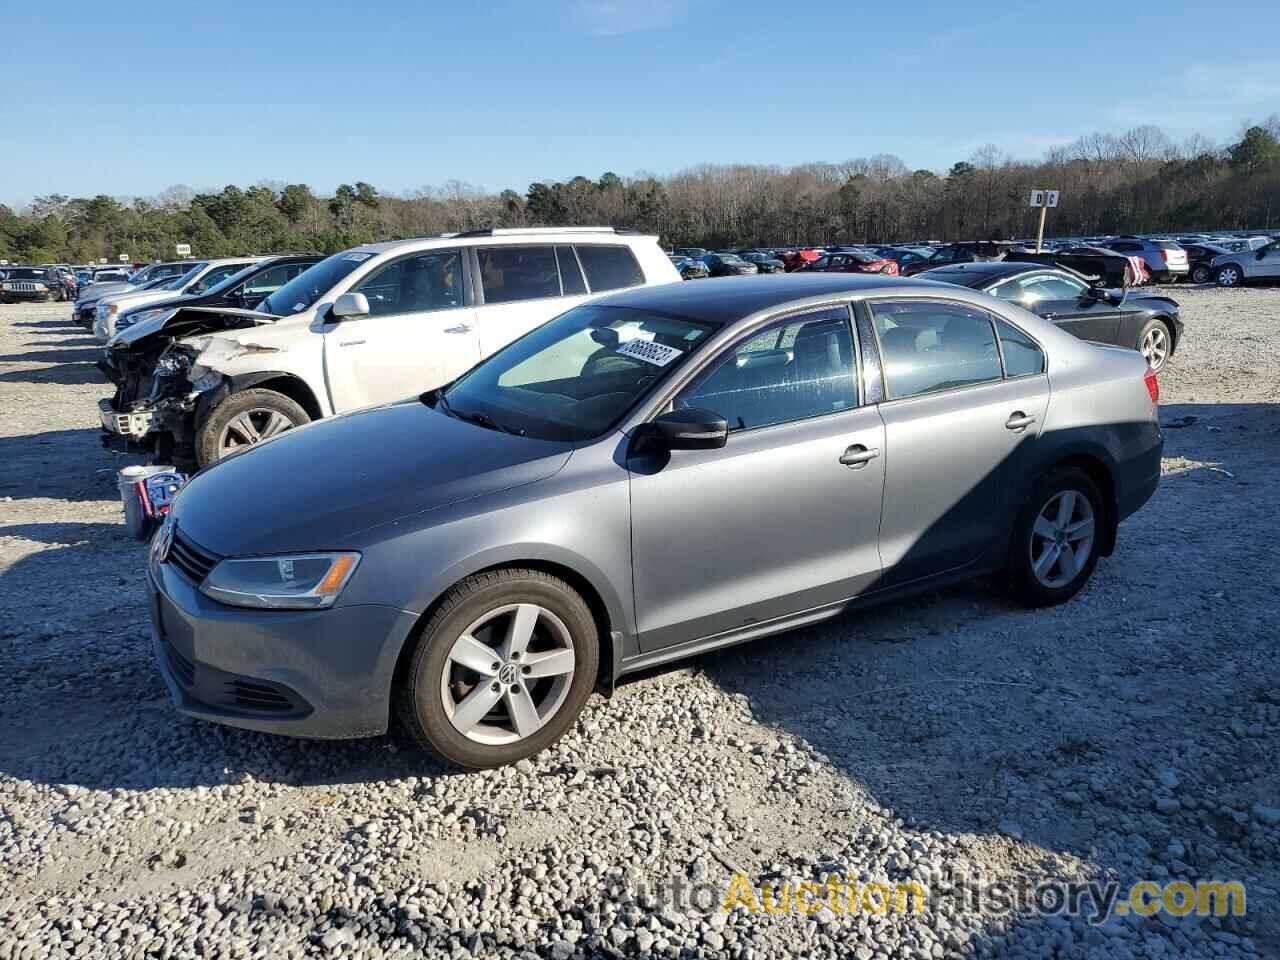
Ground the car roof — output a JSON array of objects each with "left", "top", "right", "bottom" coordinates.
[{"left": 590, "top": 274, "right": 958, "bottom": 325}]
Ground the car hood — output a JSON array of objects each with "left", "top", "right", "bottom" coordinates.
[
  {"left": 80, "top": 281, "right": 132, "bottom": 300},
  {"left": 101, "top": 289, "right": 173, "bottom": 311},
  {"left": 109, "top": 302, "right": 269, "bottom": 351},
  {"left": 170, "top": 400, "right": 575, "bottom": 556}
]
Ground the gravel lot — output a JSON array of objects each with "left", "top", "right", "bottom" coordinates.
[{"left": 1, "top": 287, "right": 1277, "bottom": 959}]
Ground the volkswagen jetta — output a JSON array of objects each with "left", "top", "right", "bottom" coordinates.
[{"left": 148, "top": 274, "right": 1163, "bottom": 768}]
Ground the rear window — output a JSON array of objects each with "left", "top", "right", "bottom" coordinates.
[
  {"left": 576, "top": 244, "right": 644, "bottom": 292},
  {"left": 1154, "top": 241, "right": 1181, "bottom": 250},
  {"left": 478, "top": 245, "right": 560, "bottom": 304}
]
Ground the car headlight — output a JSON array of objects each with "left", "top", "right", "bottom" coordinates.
[
  {"left": 199, "top": 552, "right": 361, "bottom": 609},
  {"left": 120, "top": 307, "right": 168, "bottom": 331}
]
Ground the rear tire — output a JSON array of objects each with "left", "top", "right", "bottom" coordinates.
[
  {"left": 1137, "top": 318, "right": 1172, "bottom": 372},
  {"left": 395, "top": 569, "right": 599, "bottom": 769},
  {"left": 194, "top": 388, "right": 309, "bottom": 467},
  {"left": 1190, "top": 263, "right": 1212, "bottom": 284},
  {"left": 1216, "top": 264, "right": 1244, "bottom": 287},
  {"left": 1006, "top": 467, "right": 1105, "bottom": 608}
]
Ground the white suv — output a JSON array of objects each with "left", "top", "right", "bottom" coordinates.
[{"left": 104, "top": 228, "right": 681, "bottom": 466}]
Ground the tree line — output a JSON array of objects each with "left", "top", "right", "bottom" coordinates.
[{"left": 3, "top": 119, "right": 1278, "bottom": 265}]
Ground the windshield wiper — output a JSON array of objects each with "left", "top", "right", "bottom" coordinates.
[{"left": 437, "top": 394, "right": 525, "bottom": 436}]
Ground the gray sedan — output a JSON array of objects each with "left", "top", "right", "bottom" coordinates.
[{"left": 149, "top": 275, "right": 1163, "bottom": 768}]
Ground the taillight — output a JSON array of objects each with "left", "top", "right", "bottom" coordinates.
[{"left": 1144, "top": 366, "right": 1159, "bottom": 404}]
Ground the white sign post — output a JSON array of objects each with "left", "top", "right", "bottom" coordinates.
[
  {"left": 1029, "top": 189, "right": 1061, "bottom": 253},
  {"left": 118, "top": 254, "right": 130, "bottom": 263},
  {"left": 175, "top": 243, "right": 191, "bottom": 257}
]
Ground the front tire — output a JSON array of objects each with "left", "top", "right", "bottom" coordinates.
[
  {"left": 1137, "top": 318, "right": 1172, "bottom": 372},
  {"left": 396, "top": 569, "right": 599, "bottom": 769},
  {"left": 1006, "top": 467, "right": 1104, "bottom": 608},
  {"left": 194, "top": 387, "right": 309, "bottom": 467},
  {"left": 1216, "top": 264, "right": 1244, "bottom": 287}
]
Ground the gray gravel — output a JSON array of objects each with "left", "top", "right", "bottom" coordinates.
[{"left": 1, "top": 287, "right": 1277, "bottom": 958}]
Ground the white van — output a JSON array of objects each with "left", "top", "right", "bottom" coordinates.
[{"left": 104, "top": 228, "right": 681, "bottom": 466}]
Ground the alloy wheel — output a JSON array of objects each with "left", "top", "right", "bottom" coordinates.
[
  {"left": 1029, "top": 490, "right": 1095, "bottom": 589},
  {"left": 440, "top": 603, "right": 576, "bottom": 745},
  {"left": 218, "top": 409, "right": 295, "bottom": 453},
  {"left": 1141, "top": 325, "right": 1169, "bottom": 371}
]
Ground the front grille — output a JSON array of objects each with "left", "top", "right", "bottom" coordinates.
[
  {"left": 167, "top": 529, "right": 221, "bottom": 584},
  {"left": 226, "top": 679, "right": 296, "bottom": 713},
  {"left": 163, "top": 638, "right": 196, "bottom": 687}
]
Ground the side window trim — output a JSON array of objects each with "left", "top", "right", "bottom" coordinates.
[
  {"left": 851, "top": 300, "right": 884, "bottom": 405},
  {"left": 669, "top": 302, "right": 862, "bottom": 436}
]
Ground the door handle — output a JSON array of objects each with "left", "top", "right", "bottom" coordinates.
[
  {"left": 839, "top": 444, "right": 880, "bottom": 468},
  {"left": 1006, "top": 412, "right": 1037, "bottom": 431},
  {"left": 444, "top": 324, "right": 473, "bottom": 334}
]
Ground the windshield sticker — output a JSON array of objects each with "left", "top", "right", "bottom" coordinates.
[
  {"left": 342, "top": 252, "right": 372, "bottom": 262},
  {"left": 292, "top": 302, "right": 307, "bottom": 312},
  {"left": 617, "top": 339, "right": 682, "bottom": 367}
]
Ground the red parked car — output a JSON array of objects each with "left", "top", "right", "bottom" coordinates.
[
  {"left": 802, "top": 251, "right": 900, "bottom": 276},
  {"left": 778, "top": 248, "right": 823, "bottom": 272}
]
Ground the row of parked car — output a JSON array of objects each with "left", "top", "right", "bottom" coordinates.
[{"left": 670, "top": 231, "right": 1280, "bottom": 288}]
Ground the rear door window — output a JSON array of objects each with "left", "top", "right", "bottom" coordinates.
[
  {"left": 871, "top": 300, "right": 1003, "bottom": 400},
  {"left": 478, "top": 245, "right": 560, "bottom": 304},
  {"left": 575, "top": 244, "right": 644, "bottom": 292}
]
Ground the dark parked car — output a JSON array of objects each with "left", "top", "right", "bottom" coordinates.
[
  {"left": 110, "top": 254, "right": 323, "bottom": 337},
  {"left": 738, "top": 252, "right": 785, "bottom": 274},
  {"left": 0, "top": 267, "right": 69, "bottom": 303},
  {"left": 1180, "top": 243, "right": 1232, "bottom": 284},
  {"left": 804, "top": 251, "right": 900, "bottom": 276},
  {"left": 921, "top": 261, "right": 1182, "bottom": 371},
  {"left": 148, "top": 274, "right": 1162, "bottom": 767},
  {"left": 668, "top": 255, "right": 710, "bottom": 280},
  {"left": 672, "top": 247, "right": 708, "bottom": 260},
  {"left": 699, "top": 253, "right": 758, "bottom": 276}
]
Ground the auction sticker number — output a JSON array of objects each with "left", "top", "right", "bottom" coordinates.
[{"left": 617, "top": 339, "right": 682, "bottom": 367}]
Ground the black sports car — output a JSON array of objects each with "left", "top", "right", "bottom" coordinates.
[{"left": 920, "top": 261, "right": 1182, "bottom": 372}]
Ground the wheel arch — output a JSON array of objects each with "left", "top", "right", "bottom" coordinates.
[
  {"left": 391, "top": 552, "right": 624, "bottom": 703},
  {"left": 1048, "top": 451, "right": 1119, "bottom": 557},
  {"left": 224, "top": 372, "right": 324, "bottom": 421}
]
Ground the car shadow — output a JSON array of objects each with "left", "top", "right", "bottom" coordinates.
[
  {"left": 0, "top": 428, "right": 135, "bottom": 502},
  {"left": 0, "top": 346, "right": 104, "bottom": 364},
  {"left": 12, "top": 319, "right": 79, "bottom": 330},
  {"left": 0, "top": 363, "right": 108, "bottom": 386}
]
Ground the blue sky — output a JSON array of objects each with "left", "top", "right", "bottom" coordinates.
[{"left": 4, "top": 0, "right": 1279, "bottom": 208}]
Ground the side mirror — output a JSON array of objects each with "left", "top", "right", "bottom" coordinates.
[
  {"left": 1103, "top": 287, "right": 1126, "bottom": 306},
  {"left": 331, "top": 292, "right": 370, "bottom": 320},
  {"left": 645, "top": 408, "right": 728, "bottom": 451},
  {"left": 188, "top": 282, "right": 205, "bottom": 296}
]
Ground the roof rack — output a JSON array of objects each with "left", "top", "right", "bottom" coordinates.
[{"left": 447, "top": 226, "right": 645, "bottom": 239}]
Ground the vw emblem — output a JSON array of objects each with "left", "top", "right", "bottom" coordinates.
[
  {"left": 498, "top": 662, "right": 520, "bottom": 685},
  {"left": 152, "top": 516, "right": 176, "bottom": 566}
]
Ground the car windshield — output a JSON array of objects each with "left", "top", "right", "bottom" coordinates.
[
  {"left": 6, "top": 268, "right": 47, "bottom": 280},
  {"left": 717, "top": 254, "right": 745, "bottom": 264},
  {"left": 203, "top": 262, "right": 265, "bottom": 297},
  {"left": 261, "top": 251, "right": 367, "bottom": 316},
  {"left": 441, "top": 304, "right": 716, "bottom": 442}
]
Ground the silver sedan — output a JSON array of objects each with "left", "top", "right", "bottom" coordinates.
[{"left": 149, "top": 274, "right": 1164, "bottom": 768}]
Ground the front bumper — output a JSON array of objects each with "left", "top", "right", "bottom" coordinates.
[
  {"left": 100, "top": 397, "right": 154, "bottom": 438},
  {"left": 148, "top": 558, "right": 418, "bottom": 739}
]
